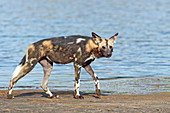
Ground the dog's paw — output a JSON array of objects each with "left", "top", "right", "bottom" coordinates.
[
  {"left": 50, "top": 94, "right": 59, "bottom": 99},
  {"left": 96, "top": 89, "right": 101, "bottom": 96},
  {"left": 7, "top": 94, "right": 14, "bottom": 99},
  {"left": 74, "top": 95, "right": 84, "bottom": 99}
]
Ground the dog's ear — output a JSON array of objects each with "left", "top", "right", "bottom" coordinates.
[
  {"left": 92, "top": 32, "right": 102, "bottom": 44},
  {"left": 109, "top": 33, "right": 118, "bottom": 43}
]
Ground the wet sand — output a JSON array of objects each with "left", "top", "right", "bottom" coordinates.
[{"left": 0, "top": 90, "right": 169, "bottom": 113}]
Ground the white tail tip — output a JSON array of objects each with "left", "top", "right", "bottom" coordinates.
[{"left": 12, "top": 64, "right": 22, "bottom": 78}]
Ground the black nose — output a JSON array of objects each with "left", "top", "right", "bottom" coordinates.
[{"left": 107, "top": 53, "right": 111, "bottom": 56}]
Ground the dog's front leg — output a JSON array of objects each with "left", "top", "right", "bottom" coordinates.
[
  {"left": 73, "top": 63, "right": 84, "bottom": 99},
  {"left": 84, "top": 64, "right": 101, "bottom": 96}
]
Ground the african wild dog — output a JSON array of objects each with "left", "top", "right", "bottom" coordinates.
[{"left": 7, "top": 32, "right": 118, "bottom": 99}]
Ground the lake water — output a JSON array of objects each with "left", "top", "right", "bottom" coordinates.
[{"left": 0, "top": 0, "right": 170, "bottom": 94}]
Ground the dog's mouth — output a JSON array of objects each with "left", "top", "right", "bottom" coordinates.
[
  {"left": 106, "top": 55, "right": 112, "bottom": 58},
  {"left": 103, "top": 53, "right": 112, "bottom": 58}
]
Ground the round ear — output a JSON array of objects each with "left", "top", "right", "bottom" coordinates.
[
  {"left": 109, "top": 33, "right": 118, "bottom": 43},
  {"left": 92, "top": 32, "right": 102, "bottom": 44}
]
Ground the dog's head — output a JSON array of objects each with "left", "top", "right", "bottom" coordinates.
[{"left": 92, "top": 32, "right": 118, "bottom": 58}]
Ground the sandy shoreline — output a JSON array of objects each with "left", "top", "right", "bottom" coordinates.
[{"left": 0, "top": 90, "right": 169, "bottom": 113}]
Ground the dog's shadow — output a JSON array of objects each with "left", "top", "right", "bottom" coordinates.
[
  {"left": 14, "top": 90, "right": 73, "bottom": 98},
  {"left": 14, "top": 90, "right": 108, "bottom": 99},
  {"left": 15, "top": 91, "right": 43, "bottom": 98}
]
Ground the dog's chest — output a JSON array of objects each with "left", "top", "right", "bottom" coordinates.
[{"left": 82, "top": 53, "right": 95, "bottom": 67}]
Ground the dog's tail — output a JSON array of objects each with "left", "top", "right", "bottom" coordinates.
[{"left": 12, "top": 55, "right": 26, "bottom": 78}]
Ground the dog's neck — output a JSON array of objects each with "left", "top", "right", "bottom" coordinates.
[
  {"left": 85, "top": 39, "right": 103, "bottom": 58},
  {"left": 92, "top": 47, "right": 103, "bottom": 58}
]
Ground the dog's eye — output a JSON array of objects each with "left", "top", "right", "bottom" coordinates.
[
  {"left": 109, "top": 46, "right": 113, "bottom": 49},
  {"left": 102, "top": 46, "right": 106, "bottom": 49}
]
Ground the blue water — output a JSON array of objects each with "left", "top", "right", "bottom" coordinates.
[{"left": 0, "top": 0, "right": 170, "bottom": 92}]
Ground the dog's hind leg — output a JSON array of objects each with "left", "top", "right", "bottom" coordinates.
[
  {"left": 7, "top": 57, "right": 38, "bottom": 99},
  {"left": 39, "top": 58, "right": 56, "bottom": 98}
]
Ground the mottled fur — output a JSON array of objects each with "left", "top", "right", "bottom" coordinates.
[{"left": 7, "top": 32, "right": 118, "bottom": 99}]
